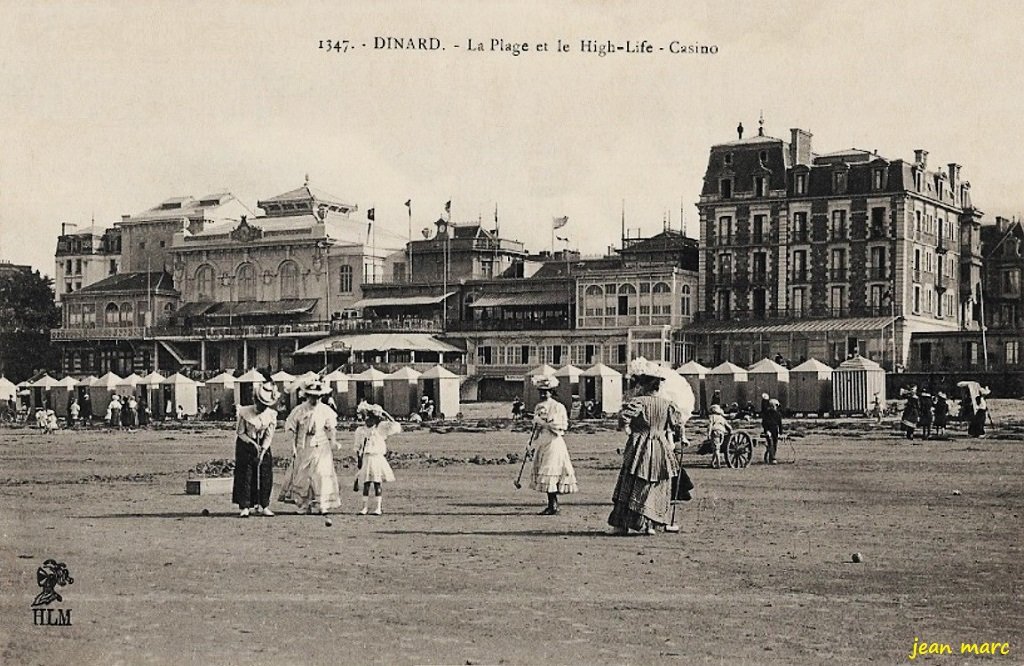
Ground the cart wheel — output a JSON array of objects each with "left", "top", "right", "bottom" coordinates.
[{"left": 726, "top": 432, "right": 753, "bottom": 468}]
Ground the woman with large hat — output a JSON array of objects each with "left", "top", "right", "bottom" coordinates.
[
  {"left": 232, "top": 381, "right": 281, "bottom": 517},
  {"left": 608, "top": 358, "right": 685, "bottom": 535},
  {"left": 529, "top": 375, "right": 578, "bottom": 515},
  {"left": 278, "top": 378, "right": 343, "bottom": 515}
]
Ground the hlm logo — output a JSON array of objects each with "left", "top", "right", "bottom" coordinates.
[{"left": 31, "top": 559, "right": 74, "bottom": 626}]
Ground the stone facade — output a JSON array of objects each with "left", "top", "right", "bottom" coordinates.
[{"left": 53, "top": 224, "right": 121, "bottom": 303}]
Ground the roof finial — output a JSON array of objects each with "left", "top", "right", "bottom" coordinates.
[
  {"left": 304, "top": 173, "right": 310, "bottom": 185},
  {"left": 758, "top": 110, "right": 765, "bottom": 137},
  {"left": 737, "top": 122, "right": 744, "bottom": 140}
]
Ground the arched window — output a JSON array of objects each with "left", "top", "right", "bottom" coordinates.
[
  {"left": 280, "top": 260, "right": 299, "bottom": 299},
  {"left": 236, "top": 263, "right": 256, "bottom": 300},
  {"left": 196, "top": 264, "right": 215, "bottom": 300},
  {"left": 652, "top": 282, "right": 672, "bottom": 315},
  {"left": 617, "top": 284, "right": 637, "bottom": 317},
  {"left": 104, "top": 302, "right": 119, "bottom": 325},
  {"left": 584, "top": 285, "right": 603, "bottom": 317},
  {"left": 681, "top": 284, "right": 692, "bottom": 317},
  {"left": 120, "top": 301, "right": 133, "bottom": 323},
  {"left": 338, "top": 264, "right": 353, "bottom": 293}
]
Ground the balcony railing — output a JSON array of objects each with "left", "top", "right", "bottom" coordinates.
[
  {"left": 331, "top": 318, "right": 441, "bottom": 333},
  {"left": 750, "top": 271, "right": 768, "bottom": 284},
  {"left": 869, "top": 267, "right": 889, "bottom": 280},
  {"left": 51, "top": 325, "right": 148, "bottom": 341},
  {"left": 693, "top": 305, "right": 895, "bottom": 322},
  {"left": 792, "top": 230, "right": 809, "bottom": 243},
  {"left": 790, "top": 270, "right": 810, "bottom": 283},
  {"left": 870, "top": 226, "right": 888, "bottom": 239},
  {"left": 451, "top": 317, "right": 572, "bottom": 332},
  {"left": 830, "top": 268, "right": 847, "bottom": 280}
]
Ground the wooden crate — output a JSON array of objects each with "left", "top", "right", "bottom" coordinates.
[{"left": 185, "top": 476, "right": 233, "bottom": 495}]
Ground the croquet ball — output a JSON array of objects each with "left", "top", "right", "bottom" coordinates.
[
  {"left": 201, "top": 508, "right": 210, "bottom": 516},
  {"left": 324, "top": 518, "right": 333, "bottom": 527},
  {"left": 852, "top": 552, "right": 863, "bottom": 563}
]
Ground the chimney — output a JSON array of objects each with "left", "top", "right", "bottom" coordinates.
[
  {"left": 789, "top": 128, "right": 813, "bottom": 166},
  {"left": 948, "top": 163, "right": 961, "bottom": 187},
  {"left": 996, "top": 216, "right": 1011, "bottom": 232},
  {"left": 122, "top": 214, "right": 131, "bottom": 222},
  {"left": 914, "top": 149, "right": 928, "bottom": 168},
  {"left": 737, "top": 122, "right": 744, "bottom": 140},
  {"left": 61, "top": 222, "right": 78, "bottom": 235}
]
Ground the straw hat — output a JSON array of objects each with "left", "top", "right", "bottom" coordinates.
[
  {"left": 627, "top": 357, "right": 670, "bottom": 380},
  {"left": 531, "top": 375, "right": 559, "bottom": 391},
  {"left": 710, "top": 404, "right": 725, "bottom": 415},
  {"left": 302, "top": 379, "right": 330, "bottom": 396},
  {"left": 254, "top": 382, "right": 280, "bottom": 407},
  {"left": 356, "top": 401, "right": 384, "bottom": 417},
  {"left": 769, "top": 398, "right": 780, "bottom": 408}
]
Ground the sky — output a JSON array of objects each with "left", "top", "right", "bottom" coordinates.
[{"left": 2, "top": 0, "right": 1024, "bottom": 278}]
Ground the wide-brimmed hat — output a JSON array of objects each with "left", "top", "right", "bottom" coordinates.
[
  {"left": 531, "top": 375, "right": 559, "bottom": 391},
  {"left": 769, "top": 398, "right": 780, "bottom": 407},
  {"left": 254, "top": 382, "right": 280, "bottom": 407},
  {"left": 710, "top": 404, "right": 724, "bottom": 415},
  {"left": 356, "top": 401, "right": 384, "bottom": 417},
  {"left": 937, "top": 392, "right": 947, "bottom": 399},
  {"left": 302, "top": 379, "right": 330, "bottom": 396},
  {"left": 628, "top": 357, "right": 670, "bottom": 380}
]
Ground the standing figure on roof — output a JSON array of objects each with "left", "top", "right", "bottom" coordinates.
[{"left": 529, "top": 376, "right": 578, "bottom": 515}]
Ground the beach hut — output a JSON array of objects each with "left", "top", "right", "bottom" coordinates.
[
  {"left": 52, "top": 376, "right": 80, "bottom": 417},
  {"left": 75, "top": 376, "right": 98, "bottom": 420},
  {"left": 580, "top": 363, "right": 623, "bottom": 416},
  {"left": 16, "top": 380, "right": 32, "bottom": 413},
  {"left": 676, "top": 361, "right": 710, "bottom": 414},
  {"left": 138, "top": 371, "right": 166, "bottom": 418},
  {"left": 116, "top": 373, "right": 144, "bottom": 405},
  {"left": 523, "top": 364, "right": 557, "bottom": 409},
  {"left": 88, "top": 372, "right": 123, "bottom": 416},
  {"left": 552, "top": 364, "right": 583, "bottom": 415},
  {"left": 747, "top": 358, "right": 791, "bottom": 412},
  {"left": 322, "top": 368, "right": 350, "bottom": 414},
  {"left": 705, "top": 361, "right": 748, "bottom": 408},
  {"left": 0, "top": 376, "right": 16, "bottom": 413},
  {"left": 199, "top": 371, "right": 235, "bottom": 419},
  {"left": 234, "top": 369, "right": 268, "bottom": 409},
  {"left": 789, "top": 358, "right": 833, "bottom": 415},
  {"left": 383, "top": 366, "right": 422, "bottom": 417},
  {"left": 349, "top": 367, "right": 387, "bottom": 412},
  {"left": 162, "top": 373, "right": 199, "bottom": 417},
  {"left": 418, "top": 365, "right": 460, "bottom": 419},
  {"left": 270, "top": 370, "right": 297, "bottom": 412},
  {"left": 832, "top": 355, "right": 885, "bottom": 416},
  {"left": 29, "top": 374, "right": 59, "bottom": 410}
]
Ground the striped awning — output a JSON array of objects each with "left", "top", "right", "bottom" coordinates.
[
  {"left": 680, "top": 316, "right": 897, "bottom": 335},
  {"left": 471, "top": 292, "right": 569, "bottom": 308}
]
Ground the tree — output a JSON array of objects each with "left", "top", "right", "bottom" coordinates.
[{"left": 0, "top": 268, "right": 61, "bottom": 382}]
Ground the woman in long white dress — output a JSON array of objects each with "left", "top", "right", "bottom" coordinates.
[
  {"left": 529, "top": 375, "right": 578, "bottom": 515},
  {"left": 277, "top": 379, "right": 343, "bottom": 515}
]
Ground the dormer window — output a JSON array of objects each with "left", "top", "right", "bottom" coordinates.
[
  {"left": 720, "top": 178, "right": 733, "bottom": 199},
  {"left": 873, "top": 169, "right": 884, "bottom": 191},
  {"left": 759, "top": 150, "right": 768, "bottom": 164},
  {"left": 832, "top": 171, "right": 847, "bottom": 194},
  {"left": 753, "top": 176, "right": 767, "bottom": 197},
  {"left": 724, "top": 153, "right": 733, "bottom": 166},
  {"left": 794, "top": 173, "right": 807, "bottom": 195}
]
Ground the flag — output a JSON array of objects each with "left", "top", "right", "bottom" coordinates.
[
  {"left": 367, "top": 208, "right": 375, "bottom": 221},
  {"left": 404, "top": 199, "right": 411, "bottom": 211},
  {"left": 444, "top": 200, "right": 451, "bottom": 213},
  {"left": 553, "top": 215, "right": 569, "bottom": 229},
  {"left": 555, "top": 235, "right": 569, "bottom": 243}
]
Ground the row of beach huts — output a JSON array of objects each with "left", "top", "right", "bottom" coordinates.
[
  {"left": 0, "top": 365, "right": 462, "bottom": 421},
  {"left": 521, "top": 355, "right": 886, "bottom": 417}
]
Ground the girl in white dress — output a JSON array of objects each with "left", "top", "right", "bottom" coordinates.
[
  {"left": 353, "top": 403, "right": 401, "bottom": 515},
  {"left": 530, "top": 376, "right": 578, "bottom": 515},
  {"left": 278, "top": 380, "right": 343, "bottom": 515}
]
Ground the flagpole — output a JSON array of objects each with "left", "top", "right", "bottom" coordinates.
[{"left": 407, "top": 200, "right": 412, "bottom": 282}]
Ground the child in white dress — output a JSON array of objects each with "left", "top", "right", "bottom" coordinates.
[
  {"left": 354, "top": 403, "right": 401, "bottom": 515},
  {"left": 707, "top": 404, "right": 732, "bottom": 469},
  {"left": 530, "top": 376, "right": 578, "bottom": 515}
]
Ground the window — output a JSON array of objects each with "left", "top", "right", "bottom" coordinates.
[
  {"left": 75, "top": 281, "right": 81, "bottom": 291},
  {"left": 1006, "top": 341, "right": 1020, "bottom": 365},
  {"left": 476, "top": 345, "right": 494, "bottom": 365},
  {"left": 120, "top": 301, "right": 133, "bottom": 323},
  {"left": 724, "top": 153, "right": 733, "bottom": 166},
  {"left": 720, "top": 178, "right": 732, "bottom": 199},
  {"left": 963, "top": 341, "right": 979, "bottom": 366},
  {"left": 196, "top": 264, "right": 215, "bottom": 300},
  {"left": 871, "top": 207, "right": 886, "bottom": 237},
  {"left": 65, "top": 282, "right": 73, "bottom": 294},
  {"left": 109, "top": 259, "right": 117, "bottom": 274},
  {"left": 752, "top": 215, "right": 765, "bottom": 244},
  {"left": 873, "top": 169, "right": 884, "bottom": 191},
  {"left": 617, "top": 284, "right": 637, "bottom": 316},
  {"left": 752, "top": 252, "right": 767, "bottom": 282},
  {"left": 869, "top": 284, "right": 887, "bottom": 313},
  {"left": 913, "top": 285, "right": 922, "bottom": 313},
  {"left": 236, "top": 263, "right": 256, "bottom": 300},
  {"left": 831, "top": 248, "right": 846, "bottom": 280},
  {"left": 915, "top": 211, "right": 922, "bottom": 236},
  {"left": 753, "top": 176, "right": 767, "bottom": 197},
  {"left": 870, "top": 246, "right": 887, "bottom": 279},
  {"left": 793, "top": 212, "right": 808, "bottom": 242},
  {"left": 794, "top": 173, "right": 807, "bottom": 195},
  {"left": 652, "top": 282, "right": 672, "bottom": 315},
  {"left": 139, "top": 241, "right": 146, "bottom": 250},
  {"left": 339, "top": 265, "right": 353, "bottom": 293},
  {"left": 279, "top": 260, "right": 299, "bottom": 299},
  {"left": 831, "top": 210, "right": 847, "bottom": 240},
  {"left": 752, "top": 288, "right": 767, "bottom": 317},
  {"left": 759, "top": 150, "right": 768, "bottom": 164},
  {"left": 1002, "top": 269, "right": 1021, "bottom": 296},
  {"left": 791, "top": 288, "right": 805, "bottom": 316},
  {"left": 75, "top": 259, "right": 82, "bottom": 274},
  {"left": 716, "top": 290, "right": 731, "bottom": 317},
  {"left": 717, "top": 253, "right": 733, "bottom": 282},
  {"left": 104, "top": 303, "right": 119, "bottom": 325},
  {"left": 584, "top": 284, "right": 603, "bottom": 317},
  {"left": 65, "top": 260, "right": 72, "bottom": 273},
  {"left": 792, "top": 250, "right": 807, "bottom": 281},
  {"left": 717, "top": 216, "right": 732, "bottom": 245},
  {"left": 832, "top": 170, "right": 847, "bottom": 194},
  {"left": 680, "top": 285, "right": 691, "bottom": 317},
  {"left": 830, "top": 286, "right": 846, "bottom": 314},
  {"left": 392, "top": 262, "right": 406, "bottom": 282},
  {"left": 914, "top": 248, "right": 922, "bottom": 275}
]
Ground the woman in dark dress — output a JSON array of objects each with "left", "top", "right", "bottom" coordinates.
[
  {"left": 900, "top": 386, "right": 920, "bottom": 441},
  {"left": 232, "top": 382, "right": 280, "bottom": 517},
  {"left": 608, "top": 361, "right": 685, "bottom": 535},
  {"left": 933, "top": 392, "right": 949, "bottom": 437}
]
